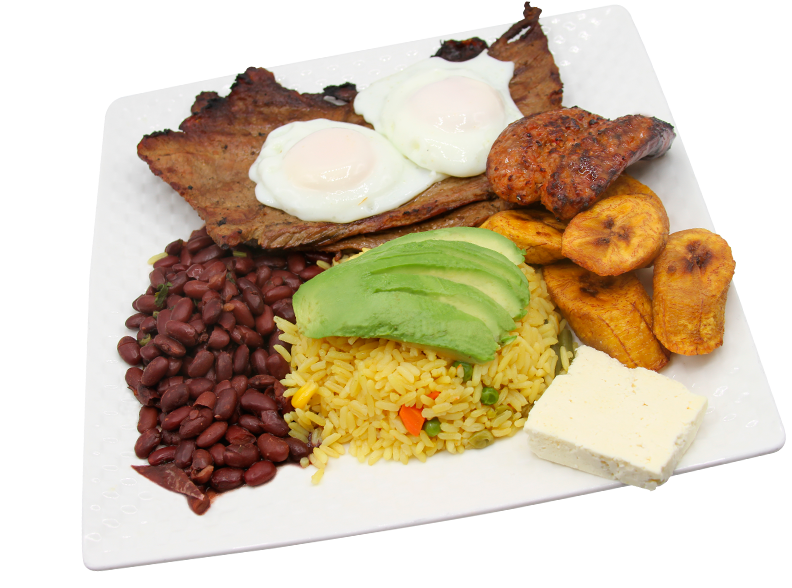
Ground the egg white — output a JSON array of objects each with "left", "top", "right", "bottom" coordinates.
[
  {"left": 353, "top": 52, "right": 523, "bottom": 177},
  {"left": 249, "top": 119, "right": 445, "bottom": 223}
]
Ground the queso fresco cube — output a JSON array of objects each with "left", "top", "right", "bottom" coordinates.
[{"left": 524, "top": 346, "right": 708, "bottom": 490}]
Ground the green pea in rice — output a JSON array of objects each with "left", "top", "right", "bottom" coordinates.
[{"left": 277, "top": 264, "right": 566, "bottom": 484}]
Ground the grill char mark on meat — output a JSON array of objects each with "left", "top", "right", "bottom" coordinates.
[
  {"left": 486, "top": 107, "right": 675, "bottom": 221},
  {"left": 137, "top": 3, "right": 562, "bottom": 250}
]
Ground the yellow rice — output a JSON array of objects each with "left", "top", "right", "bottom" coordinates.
[{"left": 276, "top": 264, "right": 569, "bottom": 483}]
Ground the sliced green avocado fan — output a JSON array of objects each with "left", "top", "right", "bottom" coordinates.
[{"left": 292, "top": 227, "right": 529, "bottom": 363}]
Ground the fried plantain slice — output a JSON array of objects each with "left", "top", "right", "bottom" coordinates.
[
  {"left": 544, "top": 261, "right": 670, "bottom": 370},
  {"left": 561, "top": 175, "right": 669, "bottom": 276},
  {"left": 480, "top": 209, "right": 567, "bottom": 264},
  {"left": 652, "top": 228, "right": 735, "bottom": 355}
]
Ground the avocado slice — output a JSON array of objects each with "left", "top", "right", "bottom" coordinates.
[
  {"left": 360, "top": 240, "right": 530, "bottom": 308},
  {"left": 361, "top": 227, "right": 526, "bottom": 265},
  {"left": 359, "top": 253, "right": 526, "bottom": 320},
  {"left": 365, "top": 273, "right": 517, "bottom": 342},
  {"left": 294, "top": 288, "right": 499, "bottom": 363}
]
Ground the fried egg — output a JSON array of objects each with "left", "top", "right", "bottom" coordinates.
[
  {"left": 354, "top": 52, "right": 523, "bottom": 177},
  {"left": 249, "top": 119, "right": 445, "bottom": 223}
]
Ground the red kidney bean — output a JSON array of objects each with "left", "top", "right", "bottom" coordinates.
[
  {"left": 187, "top": 377, "right": 213, "bottom": 399},
  {"left": 117, "top": 336, "right": 141, "bottom": 366},
  {"left": 166, "top": 357, "right": 182, "bottom": 377},
  {"left": 192, "top": 244, "right": 225, "bottom": 265},
  {"left": 264, "top": 285, "right": 293, "bottom": 305},
  {"left": 224, "top": 299, "right": 255, "bottom": 328},
  {"left": 137, "top": 406, "right": 159, "bottom": 433},
  {"left": 125, "top": 313, "right": 148, "bottom": 330},
  {"left": 189, "top": 318, "right": 206, "bottom": 335},
  {"left": 149, "top": 267, "right": 167, "bottom": 289},
  {"left": 273, "top": 269, "right": 302, "bottom": 290},
  {"left": 241, "top": 286, "right": 265, "bottom": 316},
  {"left": 271, "top": 298, "right": 295, "bottom": 323},
  {"left": 223, "top": 444, "right": 260, "bottom": 469},
  {"left": 192, "top": 448, "right": 213, "bottom": 470},
  {"left": 161, "top": 429, "right": 183, "bottom": 448},
  {"left": 225, "top": 424, "right": 256, "bottom": 446},
  {"left": 217, "top": 310, "right": 236, "bottom": 332},
  {"left": 155, "top": 308, "right": 172, "bottom": 336},
  {"left": 186, "top": 234, "right": 214, "bottom": 253},
  {"left": 200, "top": 260, "right": 227, "bottom": 282},
  {"left": 284, "top": 437, "right": 311, "bottom": 460},
  {"left": 153, "top": 334, "right": 186, "bottom": 358},
  {"left": 211, "top": 467, "right": 245, "bottom": 492},
  {"left": 134, "top": 384, "right": 159, "bottom": 407},
  {"left": 250, "top": 349, "right": 269, "bottom": 375},
  {"left": 235, "top": 325, "right": 264, "bottom": 348},
  {"left": 196, "top": 421, "right": 229, "bottom": 448},
  {"left": 179, "top": 407, "right": 214, "bottom": 438},
  {"left": 305, "top": 251, "right": 334, "bottom": 263},
  {"left": 183, "top": 280, "right": 210, "bottom": 299},
  {"left": 255, "top": 254, "right": 286, "bottom": 268},
  {"left": 169, "top": 271, "right": 188, "bottom": 295},
  {"left": 139, "top": 316, "right": 157, "bottom": 335},
  {"left": 165, "top": 238, "right": 183, "bottom": 256},
  {"left": 286, "top": 252, "right": 306, "bottom": 274},
  {"left": 202, "top": 298, "right": 224, "bottom": 325},
  {"left": 206, "top": 271, "right": 225, "bottom": 293},
  {"left": 180, "top": 247, "right": 193, "bottom": 267},
  {"left": 194, "top": 391, "right": 217, "bottom": 410},
  {"left": 161, "top": 405, "right": 194, "bottom": 431},
  {"left": 255, "top": 306, "right": 276, "bottom": 336},
  {"left": 187, "top": 349, "right": 214, "bottom": 377},
  {"left": 233, "top": 345, "right": 249, "bottom": 374},
  {"left": 139, "top": 342, "right": 161, "bottom": 363},
  {"left": 153, "top": 254, "right": 179, "bottom": 269},
  {"left": 170, "top": 297, "right": 194, "bottom": 324},
  {"left": 141, "top": 356, "right": 169, "bottom": 387},
  {"left": 275, "top": 391, "right": 293, "bottom": 414},
  {"left": 207, "top": 327, "right": 230, "bottom": 349},
  {"left": 157, "top": 375, "right": 179, "bottom": 394},
  {"left": 160, "top": 383, "right": 190, "bottom": 413},
  {"left": 164, "top": 320, "right": 198, "bottom": 347},
  {"left": 299, "top": 264, "right": 325, "bottom": 280},
  {"left": 145, "top": 285, "right": 156, "bottom": 296},
  {"left": 259, "top": 410, "right": 290, "bottom": 437},
  {"left": 187, "top": 493, "right": 211, "bottom": 515},
  {"left": 191, "top": 469, "right": 214, "bottom": 489},
  {"left": 134, "top": 429, "right": 161, "bottom": 459},
  {"left": 148, "top": 445, "right": 177, "bottom": 466},
  {"left": 221, "top": 279, "right": 239, "bottom": 303},
  {"left": 186, "top": 263, "right": 204, "bottom": 279},
  {"left": 244, "top": 460, "right": 277, "bottom": 487},
  {"left": 230, "top": 375, "right": 249, "bottom": 396},
  {"left": 257, "top": 433, "right": 290, "bottom": 462},
  {"left": 209, "top": 443, "right": 226, "bottom": 467},
  {"left": 240, "top": 390, "right": 278, "bottom": 414},
  {"left": 215, "top": 351, "right": 233, "bottom": 383},
  {"left": 126, "top": 367, "right": 143, "bottom": 391},
  {"left": 174, "top": 439, "right": 196, "bottom": 469},
  {"left": 214, "top": 379, "right": 232, "bottom": 393},
  {"left": 265, "top": 353, "right": 290, "bottom": 380},
  {"left": 255, "top": 265, "right": 272, "bottom": 288},
  {"left": 214, "top": 388, "right": 237, "bottom": 421},
  {"left": 238, "top": 414, "right": 265, "bottom": 435},
  {"left": 248, "top": 374, "right": 277, "bottom": 390},
  {"left": 234, "top": 256, "right": 255, "bottom": 276}
]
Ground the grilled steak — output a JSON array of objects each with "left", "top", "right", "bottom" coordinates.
[
  {"left": 137, "top": 3, "right": 562, "bottom": 249},
  {"left": 316, "top": 199, "right": 517, "bottom": 252},
  {"left": 486, "top": 107, "right": 675, "bottom": 221}
]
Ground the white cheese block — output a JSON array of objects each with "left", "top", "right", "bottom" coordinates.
[{"left": 524, "top": 346, "right": 707, "bottom": 490}]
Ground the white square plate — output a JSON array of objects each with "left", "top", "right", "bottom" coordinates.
[{"left": 82, "top": 5, "right": 784, "bottom": 570}]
